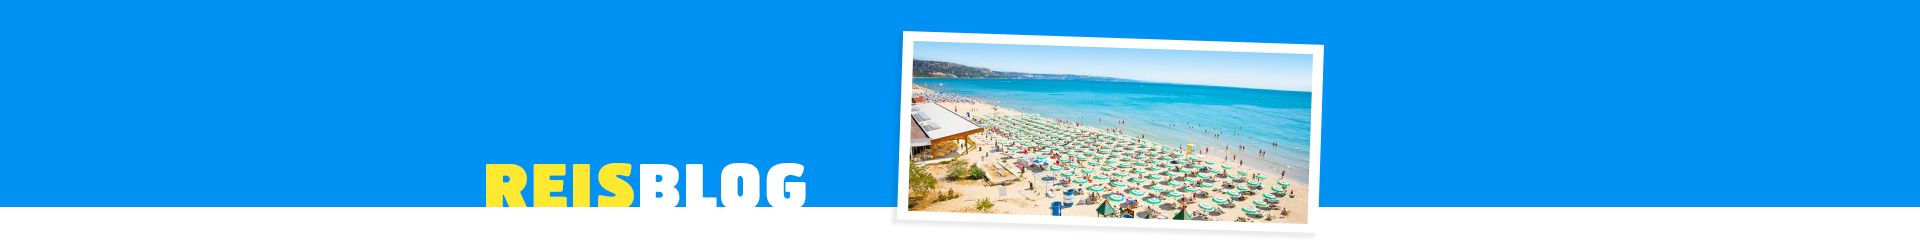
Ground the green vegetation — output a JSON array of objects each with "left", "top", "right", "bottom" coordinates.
[
  {"left": 974, "top": 199, "right": 994, "bottom": 211},
  {"left": 946, "top": 162, "right": 987, "bottom": 181},
  {"left": 908, "top": 163, "right": 938, "bottom": 202},
  {"left": 912, "top": 60, "right": 1140, "bottom": 82}
]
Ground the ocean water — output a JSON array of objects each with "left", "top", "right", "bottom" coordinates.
[{"left": 917, "top": 78, "right": 1312, "bottom": 184}]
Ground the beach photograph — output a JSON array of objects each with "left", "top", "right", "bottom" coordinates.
[{"left": 900, "top": 33, "right": 1320, "bottom": 229}]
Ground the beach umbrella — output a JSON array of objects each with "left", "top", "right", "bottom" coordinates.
[
  {"left": 1209, "top": 168, "right": 1222, "bottom": 173},
  {"left": 1263, "top": 193, "right": 1280, "bottom": 200},
  {"left": 1211, "top": 197, "right": 1229, "bottom": 204},
  {"left": 1108, "top": 181, "right": 1127, "bottom": 187},
  {"left": 1235, "top": 186, "right": 1250, "bottom": 191},
  {"left": 1149, "top": 185, "right": 1168, "bottom": 192},
  {"left": 1270, "top": 186, "right": 1285, "bottom": 192},
  {"left": 1061, "top": 172, "right": 1076, "bottom": 178},
  {"left": 1145, "top": 197, "right": 1163, "bottom": 205},
  {"left": 1198, "top": 204, "right": 1216, "bottom": 211},
  {"left": 1255, "top": 175, "right": 1269, "bottom": 180},
  {"left": 1128, "top": 189, "right": 1147, "bottom": 197},
  {"left": 1224, "top": 191, "right": 1243, "bottom": 198},
  {"left": 1148, "top": 175, "right": 1164, "bottom": 180},
  {"left": 1183, "top": 187, "right": 1201, "bottom": 193},
  {"left": 1048, "top": 166, "right": 1062, "bottom": 171},
  {"left": 1166, "top": 192, "right": 1185, "bottom": 198},
  {"left": 1172, "top": 209, "right": 1189, "bottom": 220},
  {"left": 1107, "top": 194, "right": 1126, "bottom": 202},
  {"left": 1241, "top": 207, "right": 1261, "bottom": 214},
  {"left": 1254, "top": 201, "right": 1270, "bottom": 207},
  {"left": 1180, "top": 168, "right": 1197, "bottom": 173},
  {"left": 1073, "top": 179, "right": 1089, "bottom": 185},
  {"left": 1199, "top": 182, "right": 1216, "bottom": 188},
  {"left": 1118, "top": 163, "right": 1132, "bottom": 168},
  {"left": 1097, "top": 201, "right": 1114, "bottom": 216},
  {"left": 1080, "top": 169, "right": 1094, "bottom": 174},
  {"left": 1129, "top": 178, "right": 1146, "bottom": 183},
  {"left": 1100, "top": 166, "right": 1115, "bottom": 171},
  {"left": 1093, "top": 175, "right": 1109, "bottom": 180},
  {"left": 1278, "top": 181, "right": 1292, "bottom": 187},
  {"left": 1180, "top": 177, "right": 1198, "bottom": 183},
  {"left": 1088, "top": 185, "right": 1107, "bottom": 192},
  {"left": 1115, "top": 173, "right": 1131, "bottom": 177}
]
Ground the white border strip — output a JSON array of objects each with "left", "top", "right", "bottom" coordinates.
[{"left": 896, "top": 31, "right": 1323, "bottom": 233}]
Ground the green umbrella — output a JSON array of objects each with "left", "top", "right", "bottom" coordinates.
[
  {"left": 1198, "top": 204, "right": 1216, "bottom": 211},
  {"left": 1200, "top": 182, "right": 1216, "bottom": 188},
  {"left": 1180, "top": 168, "right": 1197, "bottom": 173},
  {"left": 1235, "top": 186, "right": 1250, "bottom": 191},
  {"left": 1167, "top": 192, "right": 1185, "bottom": 198},
  {"left": 1149, "top": 185, "right": 1168, "bottom": 191},
  {"left": 1061, "top": 172, "right": 1076, "bottom": 177},
  {"left": 1145, "top": 197, "right": 1163, "bottom": 205},
  {"left": 1183, "top": 187, "right": 1201, "bottom": 193},
  {"left": 1094, "top": 175, "right": 1109, "bottom": 180},
  {"left": 1254, "top": 201, "right": 1271, "bottom": 207},
  {"left": 1118, "top": 163, "right": 1132, "bottom": 168},
  {"left": 1211, "top": 197, "right": 1229, "bottom": 204},
  {"left": 1073, "top": 179, "right": 1089, "bottom": 184},
  {"left": 1080, "top": 169, "right": 1094, "bottom": 174},
  {"left": 1100, "top": 166, "right": 1115, "bottom": 171},
  {"left": 1241, "top": 207, "right": 1260, "bottom": 214},
  {"left": 1115, "top": 173, "right": 1131, "bottom": 177},
  {"left": 1129, "top": 178, "right": 1147, "bottom": 183},
  {"left": 1279, "top": 181, "right": 1292, "bottom": 187},
  {"left": 1108, "top": 181, "right": 1127, "bottom": 187},
  {"left": 1224, "top": 191, "right": 1243, "bottom": 197},
  {"left": 1172, "top": 209, "right": 1188, "bottom": 220},
  {"left": 1255, "top": 175, "right": 1269, "bottom": 180},
  {"left": 1048, "top": 166, "right": 1062, "bottom": 171},
  {"left": 1148, "top": 175, "right": 1165, "bottom": 180},
  {"left": 1270, "top": 186, "right": 1285, "bottom": 192},
  {"left": 1097, "top": 201, "right": 1114, "bottom": 215},
  {"left": 1264, "top": 193, "right": 1280, "bottom": 200},
  {"left": 1134, "top": 169, "right": 1149, "bottom": 174},
  {"left": 1107, "top": 194, "right": 1126, "bottom": 202},
  {"left": 1089, "top": 185, "right": 1107, "bottom": 192},
  {"left": 1128, "top": 189, "right": 1147, "bottom": 197},
  {"left": 1181, "top": 177, "right": 1198, "bottom": 183}
]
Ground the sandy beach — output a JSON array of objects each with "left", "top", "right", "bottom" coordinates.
[{"left": 910, "top": 85, "right": 1309, "bottom": 224}]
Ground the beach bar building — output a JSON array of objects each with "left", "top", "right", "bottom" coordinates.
[{"left": 909, "top": 99, "right": 982, "bottom": 161}]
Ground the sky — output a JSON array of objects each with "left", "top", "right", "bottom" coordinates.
[{"left": 913, "top": 41, "right": 1314, "bottom": 92}]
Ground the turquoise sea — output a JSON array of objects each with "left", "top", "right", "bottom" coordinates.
[{"left": 917, "top": 78, "right": 1312, "bottom": 184}]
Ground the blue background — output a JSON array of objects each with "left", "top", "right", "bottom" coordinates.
[{"left": 2, "top": 1, "right": 1916, "bottom": 207}]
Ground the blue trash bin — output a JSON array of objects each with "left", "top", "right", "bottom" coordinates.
[{"left": 1050, "top": 201, "right": 1063, "bottom": 216}]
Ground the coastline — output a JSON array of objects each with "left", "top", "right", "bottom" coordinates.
[{"left": 910, "top": 85, "right": 1309, "bottom": 224}]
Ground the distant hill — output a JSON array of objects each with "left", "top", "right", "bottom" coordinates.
[{"left": 912, "top": 60, "right": 1141, "bottom": 82}]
